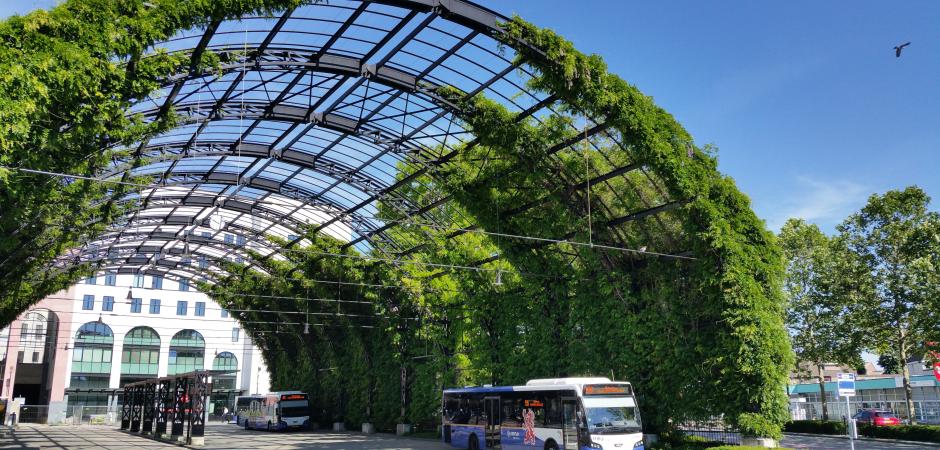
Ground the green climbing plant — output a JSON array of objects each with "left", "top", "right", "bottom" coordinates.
[
  {"left": 0, "top": 1, "right": 792, "bottom": 439},
  {"left": 0, "top": 0, "right": 302, "bottom": 324}
]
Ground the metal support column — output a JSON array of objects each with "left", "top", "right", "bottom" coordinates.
[
  {"left": 130, "top": 385, "right": 143, "bottom": 432},
  {"left": 155, "top": 379, "right": 171, "bottom": 436},
  {"left": 188, "top": 372, "right": 211, "bottom": 445},
  {"left": 171, "top": 377, "right": 187, "bottom": 439},
  {"left": 142, "top": 381, "right": 156, "bottom": 433},
  {"left": 120, "top": 386, "right": 131, "bottom": 430}
]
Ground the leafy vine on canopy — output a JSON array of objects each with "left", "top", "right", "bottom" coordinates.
[
  {"left": 0, "top": 0, "right": 302, "bottom": 324},
  {"left": 0, "top": 1, "right": 791, "bottom": 439}
]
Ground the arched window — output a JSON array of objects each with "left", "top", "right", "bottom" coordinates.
[
  {"left": 212, "top": 352, "right": 238, "bottom": 371},
  {"left": 69, "top": 321, "right": 114, "bottom": 408},
  {"left": 20, "top": 310, "right": 49, "bottom": 346},
  {"left": 75, "top": 322, "right": 114, "bottom": 345},
  {"left": 72, "top": 322, "right": 114, "bottom": 373},
  {"left": 210, "top": 352, "right": 239, "bottom": 414},
  {"left": 168, "top": 329, "right": 204, "bottom": 375},
  {"left": 120, "top": 327, "right": 160, "bottom": 385}
]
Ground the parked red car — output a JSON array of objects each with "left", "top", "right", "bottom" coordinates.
[{"left": 853, "top": 409, "right": 901, "bottom": 426}]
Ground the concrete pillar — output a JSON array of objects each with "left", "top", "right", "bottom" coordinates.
[
  {"left": 396, "top": 423, "right": 412, "bottom": 435},
  {"left": 48, "top": 401, "right": 67, "bottom": 425},
  {"left": 109, "top": 339, "right": 124, "bottom": 389},
  {"left": 157, "top": 337, "right": 171, "bottom": 378},
  {"left": 741, "top": 437, "right": 777, "bottom": 448},
  {"left": 1, "top": 317, "right": 22, "bottom": 401},
  {"left": 48, "top": 289, "right": 74, "bottom": 403}
]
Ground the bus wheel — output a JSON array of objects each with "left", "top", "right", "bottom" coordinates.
[
  {"left": 544, "top": 440, "right": 558, "bottom": 450},
  {"left": 468, "top": 434, "right": 479, "bottom": 450}
]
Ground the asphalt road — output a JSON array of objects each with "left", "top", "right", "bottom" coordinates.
[
  {"left": 2, "top": 423, "right": 450, "bottom": 450},
  {"left": 8, "top": 424, "right": 940, "bottom": 450},
  {"left": 782, "top": 433, "right": 940, "bottom": 449}
]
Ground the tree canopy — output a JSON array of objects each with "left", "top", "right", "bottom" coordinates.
[
  {"left": 838, "top": 186, "right": 940, "bottom": 423},
  {"left": 779, "top": 218, "right": 864, "bottom": 420},
  {"left": 0, "top": 0, "right": 793, "bottom": 438}
]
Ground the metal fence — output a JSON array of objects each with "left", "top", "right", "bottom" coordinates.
[
  {"left": 676, "top": 418, "right": 742, "bottom": 445},
  {"left": 790, "top": 399, "right": 940, "bottom": 424},
  {"left": 18, "top": 405, "right": 48, "bottom": 424},
  {"left": 67, "top": 405, "right": 117, "bottom": 425}
]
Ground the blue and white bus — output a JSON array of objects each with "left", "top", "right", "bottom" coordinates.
[
  {"left": 242, "top": 391, "right": 311, "bottom": 431},
  {"left": 234, "top": 394, "right": 264, "bottom": 426},
  {"left": 442, "top": 377, "right": 643, "bottom": 450}
]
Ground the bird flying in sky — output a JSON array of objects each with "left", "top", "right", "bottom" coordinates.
[{"left": 894, "top": 42, "right": 911, "bottom": 58}]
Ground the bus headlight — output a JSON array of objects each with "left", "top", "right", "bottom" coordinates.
[
  {"left": 587, "top": 442, "right": 603, "bottom": 449},
  {"left": 633, "top": 440, "right": 645, "bottom": 449}
]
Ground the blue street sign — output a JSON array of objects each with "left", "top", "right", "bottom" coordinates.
[{"left": 838, "top": 373, "right": 856, "bottom": 397}]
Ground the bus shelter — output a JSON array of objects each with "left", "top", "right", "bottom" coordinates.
[{"left": 119, "top": 369, "right": 236, "bottom": 445}]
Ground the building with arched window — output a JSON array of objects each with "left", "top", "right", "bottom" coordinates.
[
  {"left": 0, "top": 308, "right": 60, "bottom": 408},
  {"left": 1, "top": 273, "right": 270, "bottom": 424}
]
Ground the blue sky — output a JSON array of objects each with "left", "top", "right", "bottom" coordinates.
[
  {"left": 487, "top": 0, "right": 940, "bottom": 234},
  {"left": 3, "top": 0, "right": 939, "bottom": 234}
]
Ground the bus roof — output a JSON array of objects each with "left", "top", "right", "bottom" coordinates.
[
  {"left": 525, "top": 377, "right": 617, "bottom": 386},
  {"left": 444, "top": 378, "right": 633, "bottom": 395},
  {"left": 443, "top": 385, "right": 514, "bottom": 394}
]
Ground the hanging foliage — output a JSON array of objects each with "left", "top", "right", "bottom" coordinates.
[
  {"left": 0, "top": 1, "right": 791, "bottom": 439},
  {"left": 0, "top": 0, "right": 302, "bottom": 324}
]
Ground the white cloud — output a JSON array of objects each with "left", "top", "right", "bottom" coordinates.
[{"left": 766, "top": 176, "right": 870, "bottom": 232}]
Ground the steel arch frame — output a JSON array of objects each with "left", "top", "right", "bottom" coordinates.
[{"left": 67, "top": 0, "right": 687, "bottom": 283}]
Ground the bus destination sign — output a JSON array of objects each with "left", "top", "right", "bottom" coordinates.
[
  {"left": 281, "top": 394, "right": 307, "bottom": 401},
  {"left": 583, "top": 384, "right": 632, "bottom": 396}
]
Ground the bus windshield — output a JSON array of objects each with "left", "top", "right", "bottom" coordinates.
[
  {"left": 585, "top": 405, "right": 641, "bottom": 434},
  {"left": 279, "top": 399, "right": 309, "bottom": 417}
]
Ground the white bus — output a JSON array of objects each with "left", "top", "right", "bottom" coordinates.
[
  {"left": 242, "top": 391, "right": 311, "bottom": 431},
  {"left": 234, "top": 394, "right": 264, "bottom": 426},
  {"left": 442, "top": 377, "right": 643, "bottom": 450}
]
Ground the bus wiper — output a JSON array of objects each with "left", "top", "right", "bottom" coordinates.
[{"left": 593, "top": 426, "right": 639, "bottom": 434}]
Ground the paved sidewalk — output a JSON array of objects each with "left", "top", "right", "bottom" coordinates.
[
  {"left": 1, "top": 423, "right": 450, "bottom": 450},
  {"left": 782, "top": 432, "right": 940, "bottom": 449}
]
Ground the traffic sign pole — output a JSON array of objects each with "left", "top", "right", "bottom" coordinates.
[
  {"left": 846, "top": 394, "right": 855, "bottom": 450},
  {"left": 837, "top": 373, "right": 857, "bottom": 450}
]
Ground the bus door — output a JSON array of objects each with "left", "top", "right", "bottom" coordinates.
[
  {"left": 484, "top": 396, "right": 501, "bottom": 449},
  {"left": 561, "top": 397, "right": 579, "bottom": 450}
]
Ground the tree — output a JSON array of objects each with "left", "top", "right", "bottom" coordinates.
[
  {"left": 839, "top": 186, "right": 940, "bottom": 424},
  {"left": 878, "top": 354, "right": 900, "bottom": 375},
  {"left": 779, "top": 219, "right": 863, "bottom": 420}
]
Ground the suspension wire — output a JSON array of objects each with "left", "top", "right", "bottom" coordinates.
[
  {"left": 26, "top": 295, "right": 420, "bottom": 324},
  {"left": 1, "top": 165, "right": 696, "bottom": 261}
]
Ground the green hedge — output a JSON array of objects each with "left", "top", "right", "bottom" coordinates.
[
  {"left": 783, "top": 420, "right": 846, "bottom": 435},
  {"left": 786, "top": 420, "right": 940, "bottom": 443},
  {"left": 859, "top": 424, "right": 940, "bottom": 442}
]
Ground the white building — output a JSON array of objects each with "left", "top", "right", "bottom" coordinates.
[{"left": 1, "top": 273, "right": 270, "bottom": 424}]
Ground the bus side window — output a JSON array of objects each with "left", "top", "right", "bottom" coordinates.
[
  {"left": 544, "top": 395, "right": 562, "bottom": 428},
  {"left": 501, "top": 394, "right": 522, "bottom": 427},
  {"left": 468, "top": 395, "right": 483, "bottom": 425},
  {"left": 530, "top": 394, "right": 546, "bottom": 426},
  {"left": 444, "top": 397, "right": 460, "bottom": 422}
]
